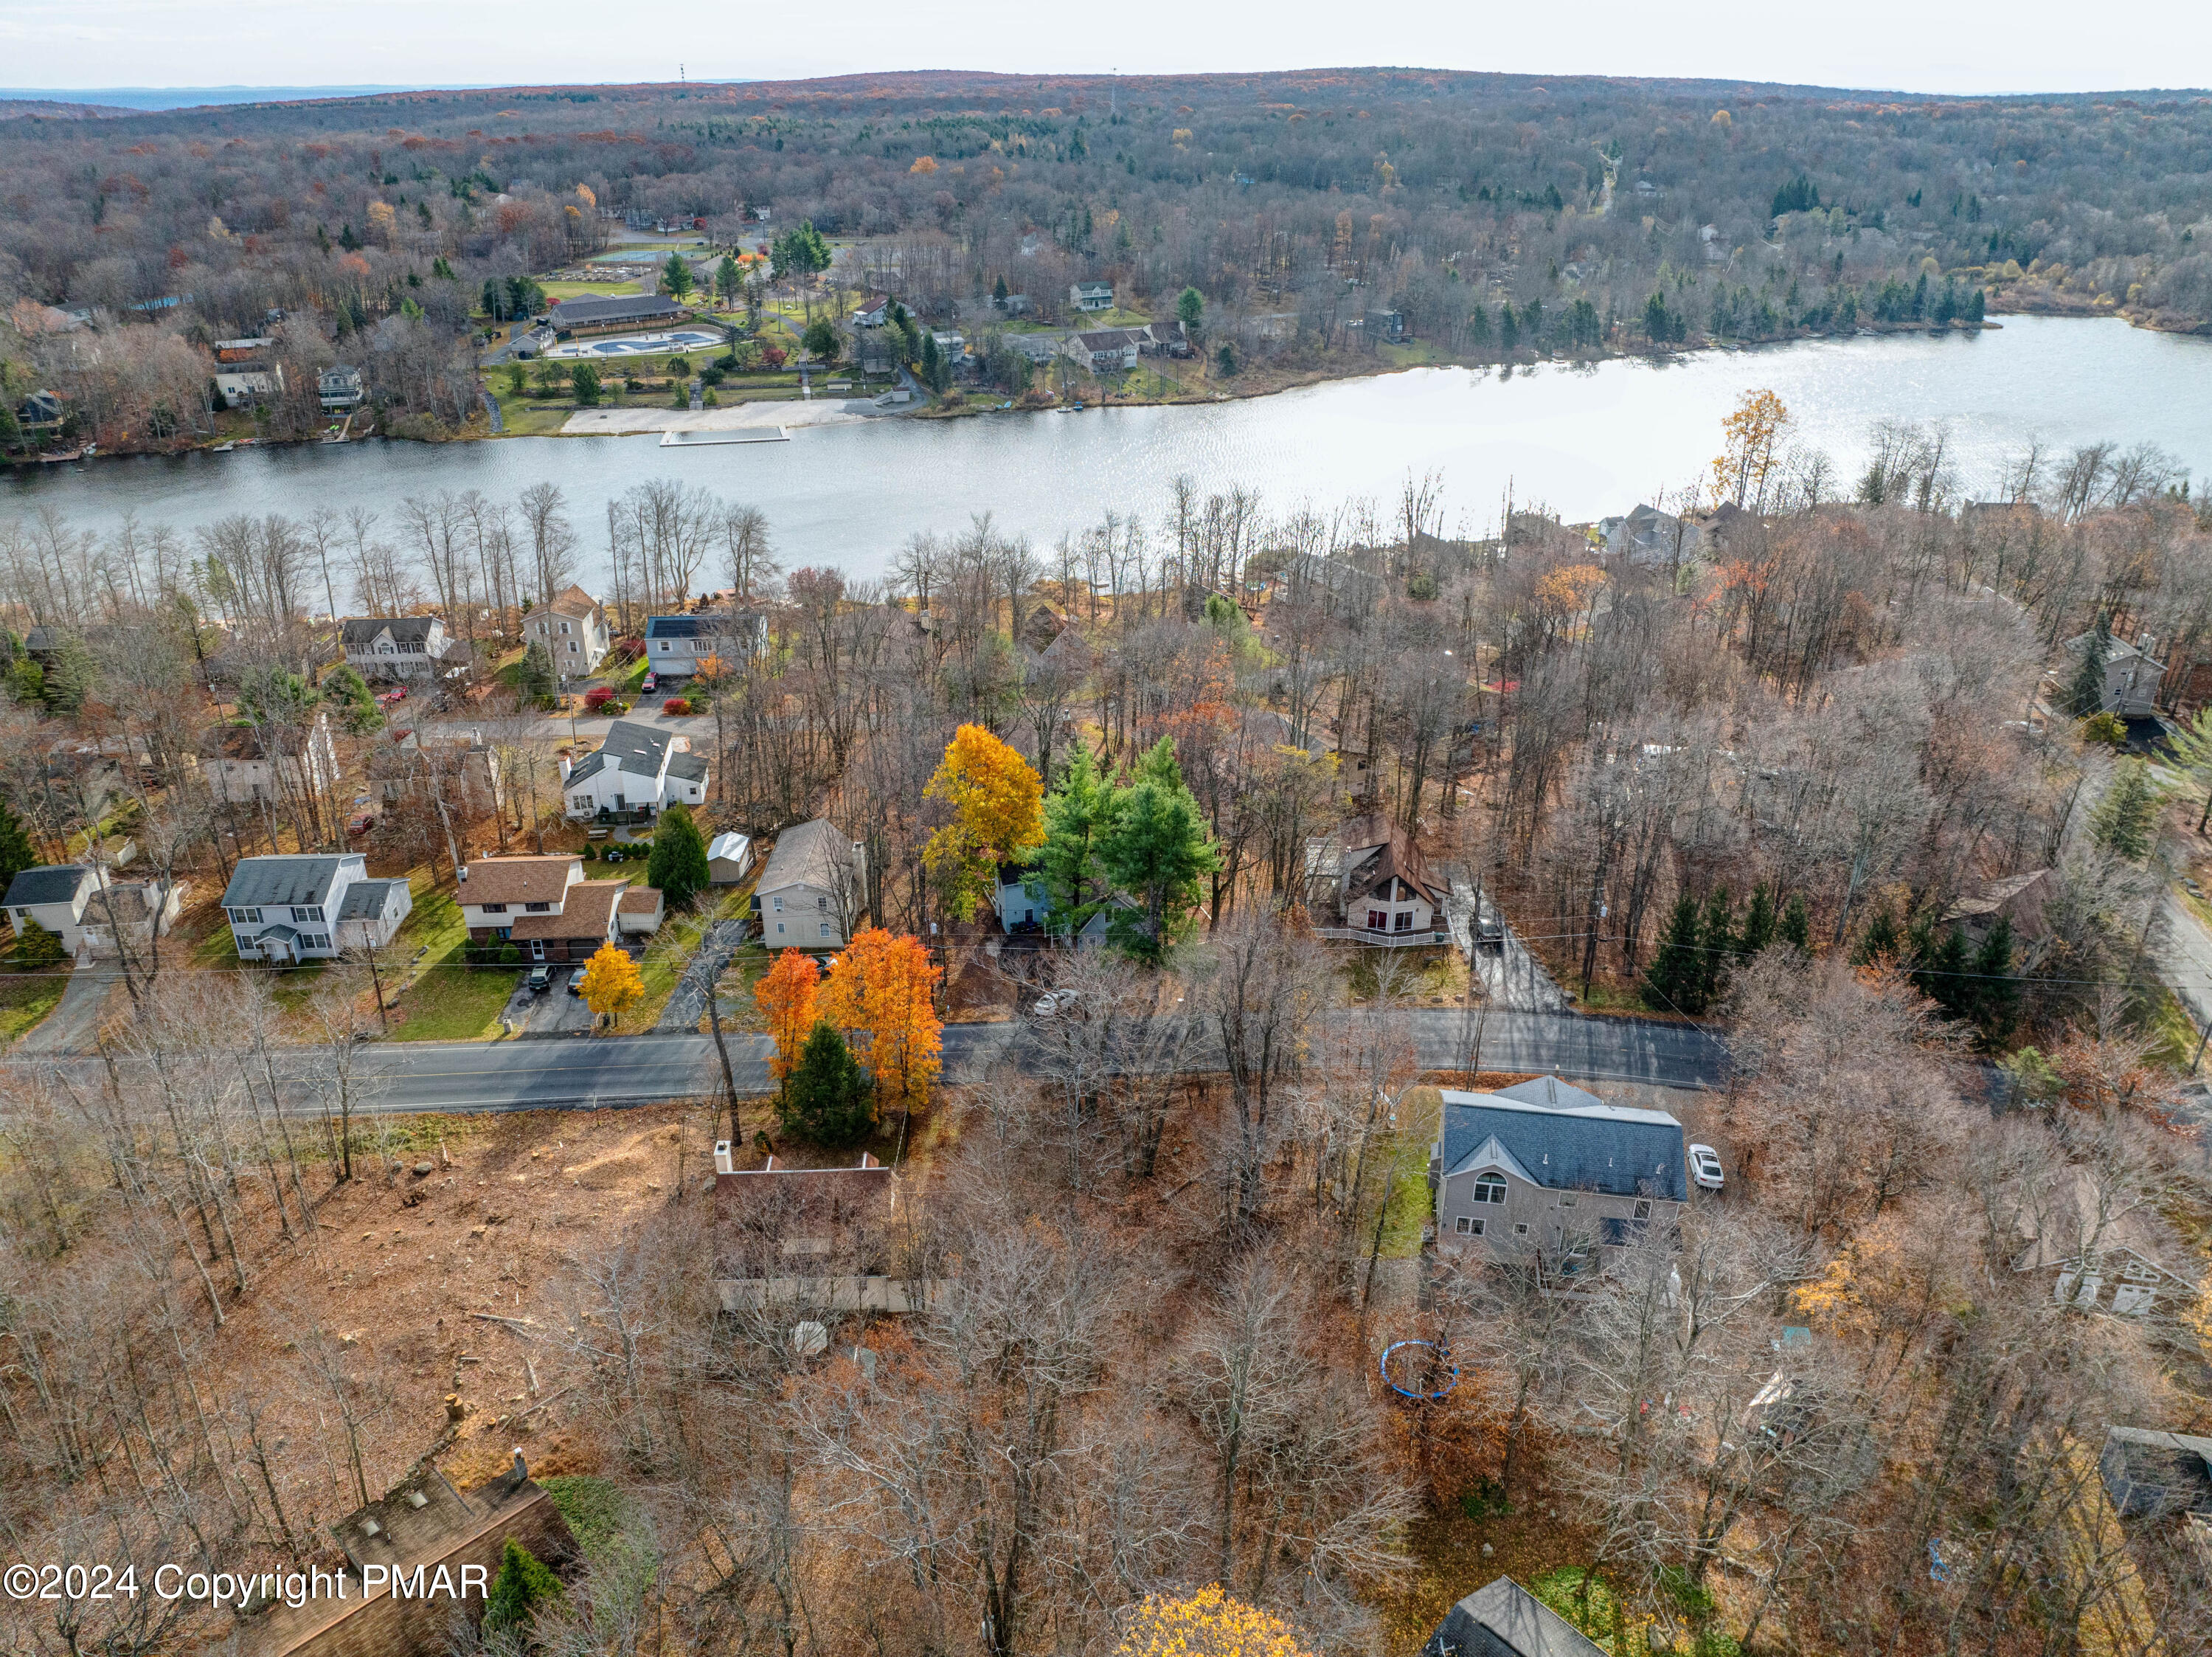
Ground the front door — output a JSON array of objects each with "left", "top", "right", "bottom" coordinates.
[{"left": 530, "top": 939, "right": 545, "bottom": 961}]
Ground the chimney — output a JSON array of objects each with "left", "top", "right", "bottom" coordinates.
[
  {"left": 714, "top": 1140, "right": 733, "bottom": 1175},
  {"left": 558, "top": 754, "right": 573, "bottom": 781},
  {"left": 457, "top": 866, "right": 468, "bottom": 882}
]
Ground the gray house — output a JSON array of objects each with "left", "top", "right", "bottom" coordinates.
[
  {"left": 2064, "top": 630, "right": 2166, "bottom": 719},
  {"left": 342, "top": 615, "right": 454, "bottom": 682},
  {"left": 643, "top": 609, "right": 769, "bottom": 675},
  {"left": 222, "top": 853, "right": 410, "bottom": 964},
  {"left": 1423, "top": 1577, "right": 1605, "bottom": 1657},
  {"left": 1434, "top": 1077, "right": 1688, "bottom": 1263}
]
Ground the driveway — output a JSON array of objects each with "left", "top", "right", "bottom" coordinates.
[
  {"left": 1446, "top": 874, "right": 1567, "bottom": 1012},
  {"left": 499, "top": 966, "right": 597, "bottom": 1035},
  {"left": 657, "top": 919, "right": 747, "bottom": 1031},
  {"left": 17, "top": 967, "right": 119, "bottom": 1055},
  {"left": 2155, "top": 890, "right": 2212, "bottom": 1036}
]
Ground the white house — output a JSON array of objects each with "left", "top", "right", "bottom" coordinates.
[
  {"left": 1069, "top": 280, "right": 1114, "bottom": 313},
  {"left": 527, "top": 585, "right": 611, "bottom": 674},
  {"left": 707, "top": 831, "right": 755, "bottom": 885},
  {"left": 198, "top": 715, "right": 341, "bottom": 806},
  {"left": 5, "top": 864, "right": 187, "bottom": 959},
  {"left": 222, "top": 854, "right": 409, "bottom": 964},
  {"left": 319, "top": 364, "right": 365, "bottom": 410},
  {"left": 754, "top": 818, "right": 864, "bottom": 948},
  {"left": 562, "top": 719, "right": 709, "bottom": 820},
  {"left": 1433, "top": 1077, "right": 1690, "bottom": 1265},
  {"left": 4, "top": 865, "right": 97, "bottom": 953},
  {"left": 643, "top": 609, "right": 769, "bottom": 676},
  {"left": 1067, "top": 329, "right": 1140, "bottom": 373},
  {"left": 213, "top": 359, "right": 283, "bottom": 405},
  {"left": 341, "top": 615, "right": 454, "bottom": 682},
  {"left": 1302, "top": 813, "right": 1449, "bottom": 945}
]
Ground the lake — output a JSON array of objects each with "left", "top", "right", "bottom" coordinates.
[{"left": 8, "top": 315, "right": 2211, "bottom": 579}]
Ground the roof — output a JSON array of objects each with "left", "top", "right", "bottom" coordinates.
[
  {"left": 1943, "top": 868, "right": 2055, "bottom": 941},
  {"left": 1439, "top": 1080, "right": 1687, "bottom": 1202},
  {"left": 618, "top": 887, "right": 664, "bottom": 914},
  {"left": 1336, "top": 813, "right": 1447, "bottom": 907},
  {"left": 509, "top": 879, "right": 624, "bottom": 941},
  {"left": 545, "top": 584, "right": 602, "bottom": 619},
  {"left": 1072, "top": 280, "right": 1112, "bottom": 294},
  {"left": 2101, "top": 1427, "right": 2212, "bottom": 1519},
  {"left": 551, "top": 294, "right": 687, "bottom": 326},
  {"left": 341, "top": 615, "right": 442, "bottom": 648},
  {"left": 221, "top": 855, "right": 354, "bottom": 910},
  {"left": 336, "top": 879, "right": 403, "bottom": 921},
  {"left": 1076, "top": 328, "right": 1137, "bottom": 350},
  {"left": 757, "top": 818, "right": 852, "bottom": 896},
  {"left": 1424, "top": 1577, "right": 1606, "bottom": 1657},
  {"left": 707, "top": 831, "right": 752, "bottom": 863},
  {"left": 645, "top": 612, "right": 757, "bottom": 643},
  {"left": 460, "top": 856, "right": 579, "bottom": 908},
  {"left": 4, "top": 865, "right": 92, "bottom": 909},
  {"left": 668, "top": 752, "right": 708, "bottom": 783},
  {"left": 589, "top": 719, "right": 671, "bottom": 778}
]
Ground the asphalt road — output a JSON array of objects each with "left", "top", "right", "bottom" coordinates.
[{"left": 34, "top": 1007, "right": 1722, "bottom": 1115}]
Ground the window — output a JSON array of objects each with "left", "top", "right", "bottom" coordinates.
[
  {"left": 1367, "top": 908, "right": 1387, "bottom": 930},
  {"left": 1453, "top": 1215, "right": 1474, "bottom": 1235},
  {"left": 1514, "top": 1222, "right": 1530, "bottom": 1236},
  {"left": 232, "top": 907, "right": 262, "bottom": 924},
  {"left": 11, "top": 909, "right": 24, "bottom": 922},
  {"left": 1472, "top": 1173, "right": 1508, "bottom": 1204},
  {"left": 1634, "top": 1199, "right": 1653, "bottom": 1220},
  {"left": 772, "top": 896, "right": 783, "bottom": 912},
  {"left": 1393, "top": 910, "right": 1412, "bottom": 933},
  {"left": 480, "top": 902, "right": 508, "bottom": 914},
  {"left": 524, "top": 902, "right": 552, "bottom": 913},
  {"left": 291, "top": 905, "right": 323, "bottom": 922},
  {"left": 559, "top": 622, "right": 570, "bottom": 635},
  {"left": 572, "top": 795, "right": 593, "bottom": 812},
  {"left": 775, "top": 921, "right": 786, "bottom": 935},
  {"left": 819, "top": 923, "right": 831, "bottom": 938},
  {"left": 817, "top": 895, "right": 827, "bottom": 910},
  {"left": 1469, "top": 1217, "right": 1486, "bottom": 1236}
]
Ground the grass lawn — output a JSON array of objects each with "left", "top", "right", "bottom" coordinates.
[
  {"left": 1094, "top": 305, "right": 1153, "bottom": 328},
  {"left": 541, "top": 279, "right": 642, "bottom": 298},
  {"left": 0, "top": 972, "right": 69, "bottom": 1045},
  {"left": 628, "top": 886, "right": 754, "bottom": 1028},
  {"left": 386, "top": 964, "right": 515, "bottom": 1042}
]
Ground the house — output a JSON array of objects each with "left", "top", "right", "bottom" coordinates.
[
  {"left": 642, "top": 609, "right": 768, "bottom": 675},
  {"left": 2013, "top": 1166, "right": 2200, "bottom": 1318},
  {"left": 17, "top": 390, "right": 65, "bottom": 432},
  {"left": 1433, "top": 1077, "right": 1689, "bottom": 1262},
  {"left": 1012, "top": 332, "right": 1065, "bottom": 365},
  {"left": 1069, "top": 280, "right": 1114, "bottom": 313},
  {"left": 4, "top": 865, "right": 97, "bottom": 953},
  {"left": 1599, "top": 502, "right": 1703, "bottom": 566},
  {"left": 457, "top": 854, "right": 628, "bottom": 964},
  {"left": 527, "top": 585, "right": 611, "bottom": 671},
  {"left": 1365, "top": 308, "right": 1407, "bottom": 344},
  {"left": 851, "top": 292, "right": 898, "bottom": 328},
  {"left": 242, "top": 1461, "right": 575, "bottom": 1657},
  {"left": 198, "top": 716, "right": 341, "bottom": 806},
  {"left": 618, "top": 886, "right": 666, "bottom": 935},
  {"left": 707, "top": 831, "right": 755, "bottom": 884},
  {"left": 335, "top": 875, "right": 413, "bottom": 951},
  {"left": 317, "top": 364, "right": 364, "bottom": 411},
  {"left": 993, "top": 863, "right": 1046, "bottom": 933},
  {"left": 999, "top": 293, "right": 1033, "bottom": 316},
  {"left": 713, "top": 1146, "right": 932, "bottom": 1308},
  {"left": 211, "top": 336, "right": 272, "bottom": 363},
  {"left": 548, "top": 294, "right": 691, "bottom": 333},
  {"left": 222, "top": 854, "right": 407, "bottom": 963},
  {"left": 342, "top": 615, "right": 454, "bottom": 681},
  {"left": 929, "top": 329, "right": 967, "bottom": 362},
  {"left": 1303, "top": 813, "right": 1450, "bottom": 945},
  {"left": 754, "top": 818, "right": 864, "bottom": 947},
  {"left": 1942, "top": 868, "right": 2055, "bottom": 951},
  {"left": 853, "top": 328, "right": 896, "bottom": 376},
  {"left": 1143, "top": 318, "right": 1192, "bottom": 357},
  {"left": 507, "top": 324, "right": 555, "bottom": 359},
  {"left": 2099, "top": 1427, "right": 2212, "bottom": 1521},
  {"left": 2064, "top": 631, "right": 2166, "bottom": 719},
  {"left": 367, "top": 733, "right": 504, "bottom": 816},
  {"left": 1067, "top": 329, "right": 1140, "bottom": 373},
  {"left": 1421, "top": 1577, "right": 1606, "bottom": 1657},
  {"left": 561, "top": 719, "right": 709, "bottom": 820},
  {"left": 212, "top": 359, "right": 283, "bottom": 404}
]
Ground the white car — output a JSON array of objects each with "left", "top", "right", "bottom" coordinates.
[
  {"left": 1688, "top": 1144, "right": 1725, "bottom": 1192},
  {"left": 1032, "top": 989, "right": 1078, "bottom": 1017}
]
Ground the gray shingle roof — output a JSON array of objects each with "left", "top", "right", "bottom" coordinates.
[
  {"left": 552, "top": 294, "right": 687, "bottom": 327},
  {"left": 594, "top": 719, "right": 670, "bottom": 775},
  {"left": 341, "top": 616, "right": 441, "bottom": 648},
  {"left": 4, "top": 865, "right": 92, "bottom": 908},
  {"left": 757, "top": 818, "right": 851, "bottom": 896},
  {"left": 566, "top": 750, "right": 609, "bottom": 785},
  {"left": 668, "top": 753, "right": 708, "bottom": 782},
  {"left": 337, "top": 879, "right": 402, "bottom": 921},
  {"left": 1424, "top": 1577, "right": 1606, "bottom": 1657},
  {"left": 1440, "top": 1081, "right": 1687, "bottom": 1202},
  {"left": 221, "top": 856, "right": 350, "bottom": 910}
]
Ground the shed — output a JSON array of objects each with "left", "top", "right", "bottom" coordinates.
[
  {"left": 618, "top": 885, "right": 666, "bottom": 936},
  {"left": 707, "top": 831, "right": 755, "bottom": 884}
]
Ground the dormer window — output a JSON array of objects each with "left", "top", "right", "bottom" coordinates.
[{"left": 1472, "top": 1173, "right": 1508, "bottom": 1205}]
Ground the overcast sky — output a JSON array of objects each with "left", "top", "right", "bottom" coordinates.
[{"left": 3, "top": 0, "right": 2206, "bottom": 99}]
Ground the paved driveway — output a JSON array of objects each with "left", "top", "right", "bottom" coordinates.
[
  {"left": 657, "top": 919, "right": 747, "bottom": 1031},
  {"left": 16, "top": 968, "right": 119, "bottom": 1055}
]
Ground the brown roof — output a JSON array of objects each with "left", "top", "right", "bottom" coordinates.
[
  {"left": 462, "top": 855, "right": 579, "bottom": 907},
  {"left": 1339, "top": 812, "right": 1446, "bottom": 907},
  {"left": 510, "top": 877, "right": 624, "bottom": 941},
  {"left": 547, "top": 584, "right": 602, "bottom": 619},
  {"left": 618, "top": 886, "right": 664, "bottom": 913}
]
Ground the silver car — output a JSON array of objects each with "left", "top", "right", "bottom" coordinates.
[{"left": 1688, "top": 1144, "right": 1725, "bottom": 1192}]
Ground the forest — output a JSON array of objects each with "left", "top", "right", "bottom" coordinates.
[
  {"left": 1, "top": 398, "right": 2211, "bottom": 1653},
  {"left": 6, "top": 67, "right": 2212, "bottom": 444}
]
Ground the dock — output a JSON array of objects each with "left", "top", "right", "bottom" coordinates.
[{"left": 659, "top": 426, "right": 791, "bottom": 446}]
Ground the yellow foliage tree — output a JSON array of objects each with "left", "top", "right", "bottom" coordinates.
[
  {"left": 1114, "top": 1588, "right": 1317, "bottom": 1657},
  {"left": 923, "top": 724, "right": 1044, "bottom": 921},
  {"left": 818, "top": 927, "right": 942, "bottom": 1114},
  {"left": 753, "top": 947, "right": 820, "bottom": 1083},
  {"left": 1710, "top": 387, "right": 1792, "bottom": 512},
  {"left": 578, "top": 941, "right": 645, "bottom": 1028}
]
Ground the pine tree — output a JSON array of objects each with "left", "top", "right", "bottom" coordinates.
[
  {"left": 1641, "top": 893, "right": 1703, "bottom": 1014},
  {"left": 1737, "top": 884, "right": 1776, "bottom": 957},
  {"left": 2067, "top": 615, "right": 2112, "bottom": 717},
  {"left": 1972, "top": 917, "right": 2019, "bottom": 1043},
  {"left": 1909, "top": 924, "right": 1972, "bottom": 1017},
  {"left": 780, "top": 1020, "right": 876, "bottom": 1145},
  {"left": 0, "top": 798, "right": 36, "bottom": 892},
  {"left": 2090, "top": 758, "right": 2161, "bottom": 861},
  {"left": 646, "top": 803, "right": 710, "bottom": 908},
  {"left": 1036, "top": 744, "right": 1117, "bottom": 937},
  {"left": 1778, "top": 893, "right": 1811, "bottom": 952},
  {"left": 1694, "top": 887, "right": 1734, "bottom": 1009},
  {"left": 484, "top": 1538, "right": 563, "bottom": 1635},
  {"left": 1098, "top": 738, "right": 1221, "bottom": 963},
  {"left": 1853, "top": 907, "right": 1904, "bottom": 966}
]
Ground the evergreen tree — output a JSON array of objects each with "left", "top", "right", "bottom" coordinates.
[
  {"left": 14, "top": 917, "right": 64, "bottom": 967},
  {"left": 41, "top": 633, "right": 91, "bottom": 713},
  {"left": 1972, "top": 917, "right": 2019, "bottom": 1043},
  {"left": 2090, "top": 758, "right": 2160, "bottom": 862},
  {"left": 1778, "top": 893, "right": 1811, "bottom": 952},
  {"left": 1640, "top": 893, "right": 1703, "bottom": 1014},
  {"left": 519, "top": 641, "right": 556, "bottom": 705},
  {"left": 1853, "top": 907, "right": 1904, "bottom": 966},
  {"left": 1694, "top": 887, "right": 1734, "bottom": 1009},
  {"left": 2067, "top": 616, "right": 2112, "bottom": 717},
  {"left": 993, "top": 274, "right": 1010, "bottom": 307},
  {"left": 1908, "top": 922, "right": 1972, "bottom": 1018},
  {"left": 1467, "top": 303, "right": 1491, "bottom": 347},
  {"left": 647, "top": 803, "right": 711, "bottom": 908},
  {"left": 0, "top": 798, "right": 35, "bottom": 892},
  {"left": 1176, "top": 286, "right": 1206, "bottom": 329},
  {"left": 1036, "top": 744, "right": 1118, "bottom": 938},
  {"left": 1499, "top": 304, "right": 1519, "bottom": 354},
  {"left": 1965, "top": 286, "right": 1986, "bottom": 323},
  {"left": 483, "top": 1538, "right": 563, "bottom": 1635},
  {"left": 1098, "top": 737, "right": 1221, "bottom": 963},
  {"left": 780, "top": 1020, "right": 876, "bottom": 1144},
  {"left": 569, "top": 363, "right": 602, "bottom": 406},
  {"left": 1737, "top": 884, "right": 1776, "bottom": 957}
]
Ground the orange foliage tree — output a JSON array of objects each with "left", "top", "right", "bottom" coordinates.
[
  {"left": 1114, "top": 1587, "right": 1317, "bottom": 1657},
  {"left": 819, "top": 927, "right": 943, "bottom": 1113},
  {"left": 923, "top": 723, "right": 1044, "bottom": 920},
  {"left": 753, "top": 948, "right": 821, "bottom": 1084}
]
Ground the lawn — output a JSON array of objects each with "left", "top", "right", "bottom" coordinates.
[
  {"left": 386, "top": 964, "right": 516, "bottom": 1042},
  {"left": 0, "top": 972, "right": 68, "bottom": 1045},
  {"left": 628, "top": 885, "right": 755, "bottom": 1028},
  {"left": 540, "top": 280, "right": 642, "bottom": 298}
]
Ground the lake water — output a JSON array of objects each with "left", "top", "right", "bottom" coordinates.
[{"left": 9, "top": 315, "right": 2211, "bottom": 579}]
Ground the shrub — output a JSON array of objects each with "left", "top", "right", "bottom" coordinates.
[
  {"left": 647, "top": 803, "right": 710, "bottom": 907},
  {"left": 483, "top": 1537, "right": 563, "bottom": 1635},
  {"left": 662, "top": 696, "right": 692, "bottom": 716},
  {"left": 15, "top": 917, "right": 65, "bottom": 967},
  {"left": 583, "top": 685, "right": 617, "bottom": 711},
  {"left": 499, "top": 943, "right": 521, "bottom": 964}
]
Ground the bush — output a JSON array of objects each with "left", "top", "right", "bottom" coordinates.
[
  {"left": 14, "top": 917, "right": 65, "bottom": 967},
  {"left": 662, "top": 697, "right": 693, "bottom": 716},
  {"left": 483, "top": 1537, "right": 563, "bottom": 1636},
  {"left": 499, "top": 943, "right": 521, "bottom": 964},
  {"left": 780, "top": 1021, "right": 876, "bottom": 1145},
  {"left": 583, "top": 685, "right": 617, "bottom": 710},
  {"left": 647, "top": 802, "right": 710, "bottom": 907}
]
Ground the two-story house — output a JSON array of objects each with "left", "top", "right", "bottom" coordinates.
[
  {"left": 5, "top": 865, "right": 97, "bottom": 953},
  {"left": 198, "top": 716, "right": 341, "bottom": 806},
  {"left": 1303, "top": 814, "right": 1449, "bottom": 946},
  {"left": 4, "top": 863, "right": 187, "bottom": 959},
  {"left": 342, "top": 615, "right": 454, "bottom": 682},
  {"left": 319, "top": 364, "right": 364, "bottom": 411},
  {"left": 1067, "top": 329, "right": 1140, "bottom": 373},
  {"left": 1434, "top": 1077, "right": 1689, "bottom": 1265},
  {"left": 222, "top": 854, "right": 411, "bottom": 964},
  {"left": 1069, "top": 280, "right": 1114, "bottom": 313},
  {"left": 2064, "top": 629, "right": 2167, "bottom": 719},
  {"left": 212, "top": 359, "right": 283, "bottom": 405},
  {"left": 457, "top": 854, "right": 633, "bottom": 963},
  {"left": 642, "top": 611, "right": 769, "bottom": 677},
  {"left": 753, "top": 818, "right": 864, "bottom": 948},
  {"left": 527, "top": 586, "right": 611, "bottom": 674},
  {"left": 561, "top": 719, "right": 709, "bottom": 820}
]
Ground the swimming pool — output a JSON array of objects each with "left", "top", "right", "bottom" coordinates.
[{"left": 544, "top": 329, "right": 724, "bottom": 359}]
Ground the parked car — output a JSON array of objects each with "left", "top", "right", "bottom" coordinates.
[
  {"left": 1033, "top": 989, "right": 1079, "bottom": 1017},
  {"left": 811, "top": 953, "right": 839, "bottom": 973},
  {"left": 1474, "top": 900, "right": 1505, "bottom": 949},
  {"left": 346, "top": 812, "right": 375, "bottom": 837},
  {"left": 568, "top": 972, "right": 586, "bottom": 997},
  {"left": 640, "top": 670, "right": 659, "bottom": 694},
  {"left": 1688, "top": 1144, "right": 1725, "bottom": 1192},
  {"left": 526, "top": 966, "right": 552, "bottom": 994}
]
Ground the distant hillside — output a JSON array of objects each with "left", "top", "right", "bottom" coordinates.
[{"left": 0, "top": 97, "right": 134, "bottom": 120}]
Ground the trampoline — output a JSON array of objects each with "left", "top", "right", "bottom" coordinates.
[{"left": 1379, "top": 1339, "right": 1460, "bottom": 1401}]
